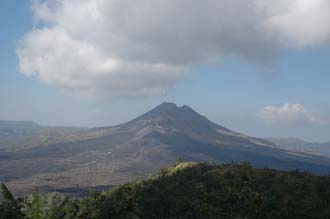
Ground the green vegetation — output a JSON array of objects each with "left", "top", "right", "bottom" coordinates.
[
  {"left": 1, "top": 162, "right": 330, "bottom": 219},
  {"left": 0, "top": 184, "right": 24, "bottom": 219}
]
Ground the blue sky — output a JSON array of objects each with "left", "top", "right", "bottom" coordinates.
[{"left": 1, "top": 0, "right": 330, "bottom": 142}]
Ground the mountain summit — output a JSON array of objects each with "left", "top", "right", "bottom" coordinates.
[
  {"left": 2, "top": 103, "right": 330, "bottom": 196},
  {"left": 139, "top": 102, "right": 201, "bottom": 120},
  {"left": 127, "top": 102, "right": 210, "bottom": 125},
  {"left": 121, "top": 102, "right": 231, "bottom": 138}
]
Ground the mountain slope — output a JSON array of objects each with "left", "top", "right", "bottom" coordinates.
[
  {"left": 268, "top": 137, "right": 330, "bottom": 158},
  {"left": 2, "top": 102, "right": 330, "bottom": 196}
]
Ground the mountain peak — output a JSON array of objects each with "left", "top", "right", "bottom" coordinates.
[
  {"left": 121, "top": 102, "right": 230, "bottom": 136},
  {"left": 155, "top": 102, "right": 179, "bottom": 110},
  {"left": 142, "top": 102, "right": 200, "bottom": 119},
  {"left": 152, "top": 102, "right": 197, "bottom": 114}
]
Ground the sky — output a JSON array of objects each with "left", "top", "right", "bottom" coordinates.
[{"left": 0, "top": 0, "right": 330, "bottom": 142}]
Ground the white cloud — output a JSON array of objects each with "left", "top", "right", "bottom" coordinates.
[
  {"left": 262, "top": 0, "right": 330, "bottom": 47},
  {"left": 17, "top": 0, "right": 330, "bottom": 99},
  {"left": 258, "top": 103, "right": 323, "bottom": 124}
]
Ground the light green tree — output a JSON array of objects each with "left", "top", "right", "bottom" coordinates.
[{"left": 31, "top": 188, "right": 43, "bottom": 219}]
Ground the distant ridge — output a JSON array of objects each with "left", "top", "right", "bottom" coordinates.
[
  {"left": 0, "top": 120, "right": 41, "bottom": 138},
  {"left": 0, "top": 120, "right": 40, "bottom": 129}
]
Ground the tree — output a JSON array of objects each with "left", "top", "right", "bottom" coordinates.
[
  {"left": 176, "top": 156, "right": 184, "bottom": 164},
  {"left": 31, "top": 187, "right": 43, "bottom": 219},
  {"left": 0, "top": 184, "right": 24, "bottom": 219}
]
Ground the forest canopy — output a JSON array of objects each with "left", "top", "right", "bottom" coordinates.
[{"left": 1, "top": 162, "right": 330, "bottom": 219}]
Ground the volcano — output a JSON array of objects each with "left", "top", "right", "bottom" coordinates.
[{"left": 2, "top": 102, "right": 330, "bottom": 196}]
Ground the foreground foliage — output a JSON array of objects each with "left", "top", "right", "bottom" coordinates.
[{"left": 1, "top": 162, "right": 330, "bottom": 219}]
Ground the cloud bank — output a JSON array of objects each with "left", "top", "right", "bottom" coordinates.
[
  {"left": 258, "top": 103, "right": 323, "bottom": 124},
  {"left": 17, "top": 0, "right": 330, "bottom": 98}
]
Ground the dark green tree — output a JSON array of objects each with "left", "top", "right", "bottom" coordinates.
[{"left": 0, "top": 184, "right": 24, "bottom": 219}]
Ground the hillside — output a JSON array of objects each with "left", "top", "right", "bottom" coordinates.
[
  {"left": 269, "top": 137, "right": 330, "bottom": 158},
  {"left": 2, "top": 102, "right": 330, "bottom": 196},
  {"left": 2, "top": 162, "right": 330, "bottom": 219}
]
